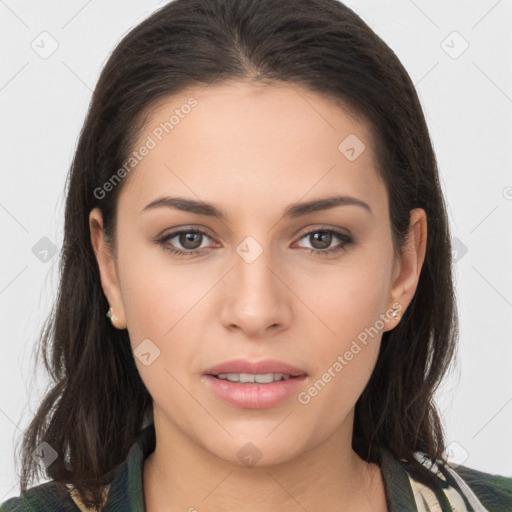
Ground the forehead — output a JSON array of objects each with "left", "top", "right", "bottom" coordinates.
[{"left": 118, "top": 81, "right": 386, "bottom": 218}]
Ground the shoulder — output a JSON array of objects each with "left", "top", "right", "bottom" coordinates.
[
  {"left": 402, "top": 451, "right": 512, "bottom": 512},
  {"left": 0, "top": 424, "right": 148, "bottom": 512},
  {"left": 0, "top": 481, "right": 79, "bottom": 511},
  {"left": 450, "top": 463, "right": 512, "bottom": 511}
]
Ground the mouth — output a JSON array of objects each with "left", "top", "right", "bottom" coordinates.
[
  {"left": 203, "top": 359, "right": 308, "bottom": 409},
  {"left": 204, "top": 358, "right": 308, "bottom": 379},
  {"left": 210, "top": 372, "right": 296, "bottom": 383}
]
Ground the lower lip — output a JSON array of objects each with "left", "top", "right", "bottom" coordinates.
[{"left": 203, "top": 375, "right": 307, "bottom": 409}]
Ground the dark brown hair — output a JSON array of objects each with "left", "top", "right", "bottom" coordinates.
[{"left": 15, "top": 0, "right": 457, "bottom": 509}]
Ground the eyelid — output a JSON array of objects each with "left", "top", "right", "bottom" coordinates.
[
  {"left": 157, "top": 224, "right": 351, "bottom": 245},
  {"left": 158, "top": 227, "right": 217, "bottom": 248},
  {"left": 291, "top": 226, "right": 352, "bottom": 251},
  {"left": 156, "top": 224, "right": 215, "bottom": 239},
  {"left": 156, "top": 224, "right": 352, "bottom": 257},
  {"left": 294, "top": 224, "right": 352, "bottom": 240}
]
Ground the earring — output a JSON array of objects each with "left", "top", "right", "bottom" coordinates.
[
  {"left": 107, "top": 307, "right": 123, "bottom": 328},
  {"left": 391, "top": 308, "right": 400, "bottom": 319}
]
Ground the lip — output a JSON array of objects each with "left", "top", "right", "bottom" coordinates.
[
  {"left": 204, "top": 358, "right": 307, "bottom": 377},
  {"left": 203, "top": 358, "right": 308, "bottom": 409},
  {"left": 203, "top": 374, "right": 307, "bottom": 409}
]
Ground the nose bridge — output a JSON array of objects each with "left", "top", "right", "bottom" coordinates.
[
  {"left": 232, "top": 233, "right": 281, "bottom": 300},
  {"left": 220, "top": 232, "right": 290, "bottom": 333}
]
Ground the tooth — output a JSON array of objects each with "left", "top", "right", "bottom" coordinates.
[
  {"left": 254, "top": 373, "right": 275, "bottom": 383},
  {"left": 215, "top": 373, "right": 294, "bottom": 383}
]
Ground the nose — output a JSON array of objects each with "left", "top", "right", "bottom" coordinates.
[{"left": 219, "top": 241, "right": 292, "bottom": 339}]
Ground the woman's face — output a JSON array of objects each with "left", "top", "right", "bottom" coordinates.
[{"left": 91, "top": 80, "right": 426, "bottom": 466}]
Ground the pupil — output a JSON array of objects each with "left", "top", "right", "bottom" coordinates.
[
  {"left": 181, "top": 232, "right": 201, "bottom": 249},
  {"left": 312, "top": 231, "right": 331, "bottom": 249}
]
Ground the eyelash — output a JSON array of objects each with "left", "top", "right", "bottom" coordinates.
[{"left": 155, "top": 227, "right": 353, "bottom": 258}]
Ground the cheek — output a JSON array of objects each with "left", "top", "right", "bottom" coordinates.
[
  {"left": 296, "top": 282, "right": 384, "bottom": 432},
  {"left": 119, "top": 259, "right": 206, "bottom": 410},
  {"left": 118, "top": 240, "right": 208, "bottom": 336},
  {"left": 116, "top": 247, "right": 214, "bottom": 393},
  {"left": 295, "top": 256, "right": 391, "bottom": 409},
  {"left": 303, "top": 261, "right": 391, "bottom": 352}
]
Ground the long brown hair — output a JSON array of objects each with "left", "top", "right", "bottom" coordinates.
[{"left": 15, "top": 0, "right": 457, "bottom": 509}]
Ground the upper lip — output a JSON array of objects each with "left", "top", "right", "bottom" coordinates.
[{"left": 204, "top": 358, "right": 307, "bottom": 377}]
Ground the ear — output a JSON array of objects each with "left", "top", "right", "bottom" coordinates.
[
  {"left": 89, "top": 207, "right": 127, "bottom": 329},
  {"left": 384, "top": 208, "right": 427, "bottom": 331}
]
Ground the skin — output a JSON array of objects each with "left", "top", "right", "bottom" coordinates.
[{"left": 90, "top": 80, "right": 427, "bottom": 512}]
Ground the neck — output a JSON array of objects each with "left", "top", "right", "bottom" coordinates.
[{"left": 143, "top": 408, "right": 387, "bottom": 512}]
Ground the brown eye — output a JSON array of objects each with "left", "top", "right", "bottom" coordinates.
[
  {"left": 308, "top": 231, "right": 333, "bottom": 250},
  {"left": 178, "top": 232, "right": 203, "bottom": 250},
  {"left": 157, "top": 229, "right": 214, "bottom": 257},
  {"left": 295, "top": 228, "right": 353, "bottom": 256}
]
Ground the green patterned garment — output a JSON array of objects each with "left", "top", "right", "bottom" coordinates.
[{"left": 1, "top": 424, "right": 511, "bottom": 511}]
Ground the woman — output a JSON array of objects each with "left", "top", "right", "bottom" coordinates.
[{"left": 2, "top": 0, "right": 511, "bottom": 511}]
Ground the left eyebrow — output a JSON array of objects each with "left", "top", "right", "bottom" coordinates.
[{"left": 141, "top": 194, "right": 372, "bottom": 219}]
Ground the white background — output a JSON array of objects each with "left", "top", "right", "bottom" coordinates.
[{"left": 1, "top": 0, "right": 511, "bottom": 502}]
